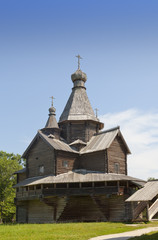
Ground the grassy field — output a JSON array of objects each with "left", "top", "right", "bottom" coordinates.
[
  {"left": 130, "top": 231, "right": 158, "bottom": 240},
  {"left": 0, "top": 222, "right": 158, "bottom": 240}
]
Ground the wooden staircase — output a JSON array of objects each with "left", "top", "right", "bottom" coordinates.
[
  {"left": 133, "top": 201, "right": 147, "bottom": 220},
  {"left": 149, "top": 199, "right": 158, "bottom": 220}
]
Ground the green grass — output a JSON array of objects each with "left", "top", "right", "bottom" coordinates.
[
  {"left": 130, "top": 231, "right": 158, "bottom": 240},
  {"left": 0, "top": 222, "right": 158, "bottom": 240}
]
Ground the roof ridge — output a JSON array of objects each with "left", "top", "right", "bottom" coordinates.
[{"left": 94, "top": 126, "right": 120, "bottom": 136}]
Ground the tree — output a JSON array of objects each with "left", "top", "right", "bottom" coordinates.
[
  {"left": 0, "top": 151, "right": 22, "bottom": 223},
  {"left": 147, "top": 177, "right": 158, "bottom": 181}
]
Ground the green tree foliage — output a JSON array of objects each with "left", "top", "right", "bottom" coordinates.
[
  {"left": 147, "top": 177, "right": 158, "bottom": 181},
  {"left": 0, "top": 151, "right": 22, "bottom": 223}
]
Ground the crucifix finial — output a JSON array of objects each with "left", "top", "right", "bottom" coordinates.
[
  {"left": 76, "top": 54, "right": 82, "bottom": 70},
  {"left": 95, "top": 108, "right": 99, "bottom": 118},
  {"left": 50, "top": 96, "right": 55, "bottom": 106}
]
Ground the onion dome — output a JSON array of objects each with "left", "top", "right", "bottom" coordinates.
[
  {"left": 45, "top": 97, "right": 59, "bottom": 129},
  {"left": 71, "top": 69, "right": 87, "bottom": 83}
]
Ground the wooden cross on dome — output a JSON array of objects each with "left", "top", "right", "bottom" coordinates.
[
  {"left": 76, "top": 54, "right": 82, "bottom": 70},
  {"left": 50, "top": 96, "right": 55, "bottom": 106},
  {"left": 95, "top": 108, "right": 98, "bottom": 118}
]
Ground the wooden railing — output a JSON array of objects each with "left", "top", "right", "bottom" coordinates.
[
  {"left": 149, "top": 199, "right": 158, "bottom": 220},
  {"left": 16, "top": 186, "right": 121, "bottom": 199},
  {"left": 16, "top": 189, "right": 42, "bottom": 198}
]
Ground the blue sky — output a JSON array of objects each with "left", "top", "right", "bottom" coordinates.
[{"left": 0, "top": 0, "right": 158, "bottom": 179}]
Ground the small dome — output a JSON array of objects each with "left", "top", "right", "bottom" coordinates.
[
  {"left": 49, "top": 106, "right": 56, "bottom": 115},
  {"left": 71, "top": 69, "right": 87, "bottom": 83}
]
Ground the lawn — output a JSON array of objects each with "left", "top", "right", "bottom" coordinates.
[
  {"left": 0, "top": 222, "right": 158, "bottom": 240},
  {"left": 130, "top": 231, "right": 158, "bottom": 240}
]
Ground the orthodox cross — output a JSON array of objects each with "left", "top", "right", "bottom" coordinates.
[
  {"left": 95, "top": 108, "right": 99, "bottom": 118},
  {"left": 50, "top": 96, "right": 55, "bottom": 106},
  {"left": 76, "top": 54, "right": 82, "bottom": 70}
]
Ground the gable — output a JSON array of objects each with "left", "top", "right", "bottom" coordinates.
[
  {"left": 22, "top": 130, "right": 77, "bottom": 158},
  {"left": 80, "top": 127, "right": 131, "bottom": 155},
  {"left": 107, "top": 135, "right": 128, "bottom": 175},
  {"left": 27, "top": 137, "right": 56, "bottom": 178}
]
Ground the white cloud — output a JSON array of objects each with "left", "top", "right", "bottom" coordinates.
[{"left": 99, "top": 109, "right": 158, "bottom": 180}]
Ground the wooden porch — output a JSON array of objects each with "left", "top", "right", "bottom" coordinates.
[
  {"left": 16, "top": 184, "right": 125, "bottom": 201},
  {"left": 126, "top": 181, "right": 158, "bottom": 221}
]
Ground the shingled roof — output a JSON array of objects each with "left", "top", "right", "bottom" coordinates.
[
  {"left": 14, "top": 170, "right": 145, "bottom": 188},
  {"left": 59, "top": 68, "right": 104, "bottom": 129},
  {"left": 126, "top": 181, "right": 158, "bottom": 202},
  {"left": 80, "top": 126, "right": 131, "bottom": 154},
  {"left": 22, "top": 126, "right": 130, "bottom": 158},
  {"left": 22, "top": 130, "right": 77, "bottom": 158},
  {"left": 59, "top": 87, "right": 98, "bottom": 122}
]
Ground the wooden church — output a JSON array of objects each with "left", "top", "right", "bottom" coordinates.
[{"left": 14, "top": 57, "right": 145, "bottom": 223}]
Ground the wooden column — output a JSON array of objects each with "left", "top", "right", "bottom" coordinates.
[{"left": 146, "top": 202, "right": 149, "bottom": 221}]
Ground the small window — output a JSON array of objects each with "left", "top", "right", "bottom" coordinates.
[
  {"left": 114, "top": 163, "right": 119, "bottom": 174},
  {"left": 39, "top": 165, "right": 44, "bottom": 174},
  {"left": 62, "top": 160, "right": 68, "bottom": 168}
]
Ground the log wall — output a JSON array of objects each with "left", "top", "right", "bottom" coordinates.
[
  {"left": 28, "top": 200, "right": 54, "bottom": 223},
  {"left": 16, "top": 204, "right": 28, "bottom": 223},
  {"left": 56, "top": 152, "right": 78, "bottom": 175},
  {"left": 107, "top": 135, "right": 127, "bottom": 174},
  {"left": 79, "top": 151, "right": 107, "bottom": 172},
  {"left": 17, "top": 172, "right": 26, "bottom": 183},
  {"left": 58, "top": 195, "right": 105, "bottom": 222},
  {"left": 57, "top": 194, "right": 131, "bottom": 222},
  {"left": 59, "top": 121, "right": 98, "bottom": 143},
  {"left": 27, "top": 137, "right": 55, "bottom": 178},
  {"left": 16, "top": 193, "right": 133, "bottom": 223}
]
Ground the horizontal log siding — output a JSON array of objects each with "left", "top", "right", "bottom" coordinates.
[
  {"left": 56, "top": 152, "right": 78, "bottom": 175},
  {"left": 28, "top": 200, "right": 54, "bottom": 223},
  {"left": 108, "top": 195, "right": 126, "bottom": 221},
  {"left": 108, "top": 136, "right": 127, "bottom": 174},
  {"left": 18, "top": 172, "right": 26, "bottom": 183},
  {"left": 79, "top": 151, "right": 107, "bottom": 172},
  {"left": 58, "top": 195, "right": 105, "bottom": 222},
  {"left": 16, "top": 194, "right": 132, "bottom": 223},
  {"left": 17, "top": 204, "right": 27, "bottom": 223},
  {"left": 27, "top": 137, "right": 55, "bottom": 178},
  {"left": 59, "top": 121, "right": 97, "bottom": 143},
  {"left": 44, "top": 196, "right": 67, "bottom": 221}
]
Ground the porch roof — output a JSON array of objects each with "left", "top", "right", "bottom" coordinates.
[
  {"left": 14, "top": 170, "right": 145, "bottom": 188},
  {"left": 126, "top": 181, "right": 158, "bottom": 202}
]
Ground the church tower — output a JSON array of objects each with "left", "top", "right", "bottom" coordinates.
[
  {"left": 41, "top": 96, "right": 61, "bottom": 139},
  {"left": 59, "top": 55, "right": 104, "bottom": 143}
]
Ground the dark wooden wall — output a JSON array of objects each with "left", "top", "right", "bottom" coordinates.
[
  {"left": 59, "top": 121, "right": 98, "bottom": 143},
  {"left": 28, "top": 200, "right": 54, "bottom": 223},
  {"left": 16, "top": 203, "right": 28, "bottom": 223},
  {"left": 17, "top": 172, "right": 26, "bottom": 183},
  {"left": 56, "top": 152, "right": 78, "bottom": 175},
  {"left": 79, "top": 151, "right": 107, "bottom": 172},
  {"left": 107, "top": 135, "right": 127, "bottom": 175},
  {"left": 16, "top": 194, "right": 133, "bottom": 223},
  {"left": 58, "top": 195, "right": 105, "bottom": 222},
  {"left": 27, "top": 137, "right": 55, "bottom": 178}
]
